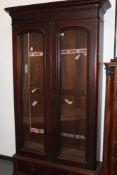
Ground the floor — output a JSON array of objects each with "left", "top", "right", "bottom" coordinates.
[{"left": 0, "top": 159, "right": 14, "bottom": 175}]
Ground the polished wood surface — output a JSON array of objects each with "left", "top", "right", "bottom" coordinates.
[
  {"left": 5, "top": 0, "right": 111, "bottom": 174},
  {"left": 103, "top": 58, "right": 117, "bottom": 175}
]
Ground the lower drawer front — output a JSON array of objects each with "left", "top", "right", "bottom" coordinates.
[
  {"left": 15, "top": 160, "right": 67, "bottom": 175},
  {"left": 14, "top": 159, "right": 98, "bottom": 175},
  {"left": 16, "top": 161, "right": 49, "bottom": 174}
]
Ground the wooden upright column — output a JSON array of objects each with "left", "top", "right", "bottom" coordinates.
[{"left": 103, "top": 58, "right": 117, "bottom": 175}]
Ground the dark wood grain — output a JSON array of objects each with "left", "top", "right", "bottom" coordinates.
[
  {"left": 5, "top": 0, "right": 111, "bottom": 174},
  {"left": 103, "top": 58, "right": 117, "bottom": 175}
]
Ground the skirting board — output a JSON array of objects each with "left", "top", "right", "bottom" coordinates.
[{"left": 0, "top": 154, "right": 13, "bottom": 161}]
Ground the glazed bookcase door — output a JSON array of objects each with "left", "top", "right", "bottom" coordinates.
[
  {"left": 13, "top": 24, "right": 50, "bottom": 156},
  {"left": 55, "top": 20, "right": 97, "bottom": 169},
  {"left": 21, "top": 31, "right": 45, "bottom": 152},
  {"left": 60, "top": 29, "right": 87, "bottom": 159}
]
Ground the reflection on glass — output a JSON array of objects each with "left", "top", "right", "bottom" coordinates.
[
  {"left": 60, "top": 29, "right": 88, "bottom": 160},
  {"left": 20, "top": 32, "right": 45, "bottom": 152}
]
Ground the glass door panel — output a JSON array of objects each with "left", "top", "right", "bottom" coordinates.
[
  {"left": 20, "top": 31, "right": 45, "bottom": 153},
  {"left": 59, "top": 29, "right": 88, "bottom": 160}
]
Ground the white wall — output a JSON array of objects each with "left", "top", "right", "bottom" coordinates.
[{"left": 0, "top": 0, "right": 115, "bottom": 158}]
